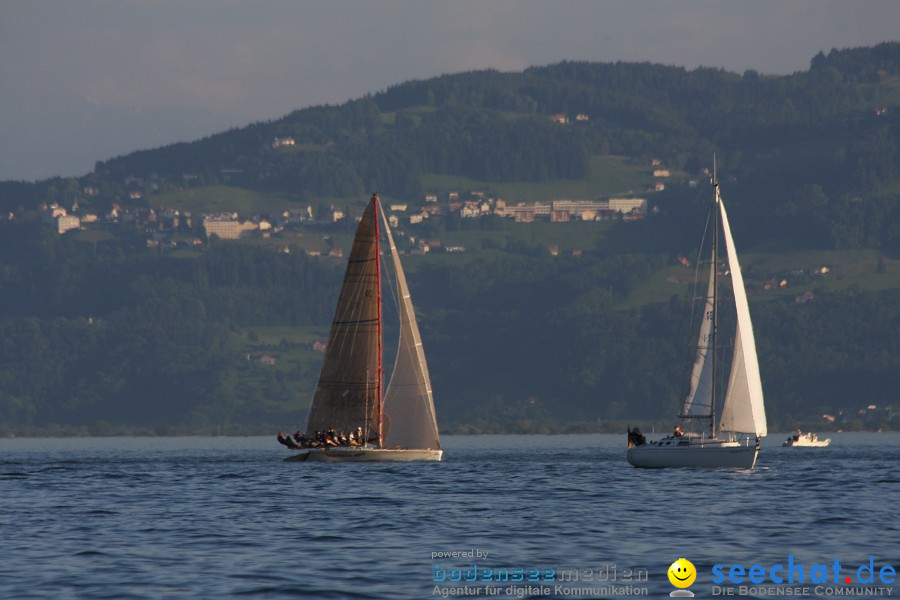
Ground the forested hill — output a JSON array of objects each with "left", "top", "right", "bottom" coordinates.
[
  {"left": 4, "top": 43, "right": 900, "bottom": 246},
  {"left": 0, "top": 43, "right": 899, "bottom": 435}
]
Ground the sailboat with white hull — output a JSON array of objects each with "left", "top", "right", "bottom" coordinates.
[
  {"left": 627, "top": 168, "right": 767, "bottom": 469},
  {"left": 284, "top": 194, "right": 442, "bottom": 462}
]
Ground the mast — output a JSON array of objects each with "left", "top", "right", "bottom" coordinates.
[
  {"left": 711, "top": 157, "right": 719, "bottom": 438},
  {"left": 373, "top": 193, "right": 384, "bottom": 448}
]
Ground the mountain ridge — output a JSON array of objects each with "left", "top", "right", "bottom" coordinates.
[{"left": 0, "top": 43, "right": 898, "bottom": 434}]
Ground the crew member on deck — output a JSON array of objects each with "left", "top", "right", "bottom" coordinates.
[
  {"left": 673, "top": 425, "right": 685, "bottom": 437},
  {"left": 628, "top": 427, "right": 646, "bottom": 446},
  {"left": 277, "top": 432, "right": 299, "bottom": 449}
]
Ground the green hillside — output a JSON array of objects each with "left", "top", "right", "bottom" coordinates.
[
  {"left": 153, "top": 185, "right": 299, "bottom": 214},
  {"left": 1, "top": 43, "right": 899, "bottom": 435}
]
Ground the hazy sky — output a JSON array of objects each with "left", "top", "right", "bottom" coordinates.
[{"left": 2, "top": 1, "right": 898, "bottom": 181}]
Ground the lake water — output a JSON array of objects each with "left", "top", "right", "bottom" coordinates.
[{"left": 1, "top": 433, "right": 897, "bottom": 599}]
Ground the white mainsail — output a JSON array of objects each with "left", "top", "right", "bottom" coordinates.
[
  {"left": 379, "top": 206, "right": 441, "bottom": 450},
  {"left": 717, "top": 194, "right": 767, "bottom": 437},
  {"left": 680, "top": 253, "right": 715, "bottom": 418}
]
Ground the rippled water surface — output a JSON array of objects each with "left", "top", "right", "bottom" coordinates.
[{"left": 1, "top": 434, "right": 898, "bottom": 599}]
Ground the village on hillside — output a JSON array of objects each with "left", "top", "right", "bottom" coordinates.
[
  {"left": 33, "top": 157, "right": 670, "bottom": 255},
  {"left": 36, "top": 189, "right": 650, "bottom": 258}
]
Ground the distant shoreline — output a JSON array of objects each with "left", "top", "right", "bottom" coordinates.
[{"left": 1, "top": 422, "right": 893, "bottom": 439}]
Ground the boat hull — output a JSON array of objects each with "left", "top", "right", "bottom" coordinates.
[
  {"left": 627, "top": 440, "right": 759, "bottom": 469},
  {"left": 285, "top": 447, "right": 443, "bottom": 462},
  {"left": 783, "top": 439, "right": 830, "bottom": 447}
]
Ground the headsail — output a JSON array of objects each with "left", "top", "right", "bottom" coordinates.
[
  {"left": 379, "top": 203, "right": 441, "bottom": 450},
  {"left": 717, "top": 195, "right": 767, "bottom": 436},
  {"left": 306, "top": 198, "right": 381, "bottom": 439},
  {"left": 680, "top": 252, "right": 715, "bottom": 418}
]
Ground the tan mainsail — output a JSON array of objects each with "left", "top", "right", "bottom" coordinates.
[
  {"left": 380, "top": 208, "right": 441, "bottom": 450},
  {"left": 306, "top": 198, "right": 381, "bottom": 440}
]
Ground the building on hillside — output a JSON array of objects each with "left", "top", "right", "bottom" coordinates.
[
  {"left": 494, "top": 202, "right": 550, "bottom": 222},
  {"left": 202, "top": 216, "right": 258, "bottom": 240},
  {"left": 608, "top": 198, "right": 647, "bottom": 216},
  {"left": 460, "top": 201, "right": 481, "bottom": 218},
  {"left": 57, "top": 215, "right": 80, "bottom": 234}
]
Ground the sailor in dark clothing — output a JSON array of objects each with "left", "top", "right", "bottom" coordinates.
[
  {"left": 627, "top": 427, "right": 646, "bottom": 447},
  {"left": 277, "top": 432, "right": 299, "bottom": 449},
  {"left": 293, "top": 431, "right": 309, "bottom": 447}
]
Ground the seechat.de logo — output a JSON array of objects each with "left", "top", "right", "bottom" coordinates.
[{"left": 711, "top": 555, "right": 896, "bottom": 586}]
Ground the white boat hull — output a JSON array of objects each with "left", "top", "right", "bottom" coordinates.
[
  {"left": 285, "top": 447, "right": 443, "bottom": 462},
  {"left": 783, "top": 435, "right": 830, "bottom": 447},
  {"left": 627, "top": 439, "right": 759, "bottom": 469}
]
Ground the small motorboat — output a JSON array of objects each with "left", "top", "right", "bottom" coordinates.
[{"left": 783, "top": 431, "right": 831, "bottom": 447}]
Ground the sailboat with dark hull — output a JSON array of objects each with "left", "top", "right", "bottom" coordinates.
[
  {"left": 285, "top": 194, "right": 442, "bottom": 462},
  {"left": 627, "top": 167, "right": 767, "bottom": 469}
]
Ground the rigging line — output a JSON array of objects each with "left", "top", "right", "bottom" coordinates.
[
  {"left": 686, "top": 207, "right": 714, "bottom": 349},
  {"left": 656, "top": 206, "right": 714, "bottom": 426},
  {"left": 654, "top": 274, "right": 694, "bottom": 426},
  {"left": 684, "top": 206, "right": 716, "bottom": 402},
  {"left": 333, "top": 318, "right": 379, "bottom": 325}
]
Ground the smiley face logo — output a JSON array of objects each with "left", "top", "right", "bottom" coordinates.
[{"left": 668, "top": 558, "right": 696, "bottom": 588}]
